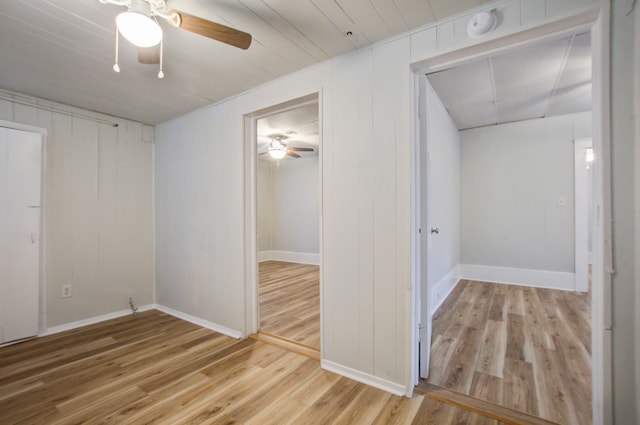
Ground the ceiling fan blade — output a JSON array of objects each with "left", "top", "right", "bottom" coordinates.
[
  {"left": 288, "top": 147, "right": 314, "bottom": 152},
  {"left": 137, "top": 46, "right": 160, "bottom": 64},
  {"left": 287, "top": 151, "right": 301, "bottom": 158},
  {"left": 169, "top": 10, "right": 252, "bottom": 50}
]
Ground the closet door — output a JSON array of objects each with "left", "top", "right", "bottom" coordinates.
[{"left": 0, "top": 126, "right": 42, "bottom": 344}]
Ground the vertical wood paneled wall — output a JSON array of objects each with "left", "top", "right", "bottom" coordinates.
[
  {"left": 154, "top": 0, "right": 602, "bottom": 394},
  {"left": 0, "top": 94, "right": 154, "bottom": 328}
]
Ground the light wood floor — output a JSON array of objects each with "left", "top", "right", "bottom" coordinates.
[
  {"left": 1, "top": 310, "right": 535, "bottom": 424},
  {"left": 418, "top": 280, "right": 592, "bottom": 425},
  {"left": 259, "top": 261, "right": 320, "bottom": 349}
]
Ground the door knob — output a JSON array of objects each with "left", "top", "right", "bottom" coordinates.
[{"left": 430, "top": 227, "right": 439, "bottom": 235}]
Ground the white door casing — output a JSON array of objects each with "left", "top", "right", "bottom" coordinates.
[{"left": 574, "top": 137, "right": 593, "bottom": 293}]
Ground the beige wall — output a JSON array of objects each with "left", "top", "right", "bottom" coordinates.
[{"left": 0, "top": 93, "right": 154, "bottom": 328}]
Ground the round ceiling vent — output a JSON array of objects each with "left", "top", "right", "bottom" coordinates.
[{"left": 467, "top": 10, "right": 497, "bottom": 39}]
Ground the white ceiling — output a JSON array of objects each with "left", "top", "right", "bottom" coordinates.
[
  {"left": 257, "top": 101, "right": 319, "bottom": 161},
  {"left": 426, "top": 32, "right": 592, "bottom": 130},
  {"left": 0, "top": 0, "right": 492, "bottom": 125}
]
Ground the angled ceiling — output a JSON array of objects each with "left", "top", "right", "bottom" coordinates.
[
  {"left": 0, "top": 0, "right": 490, "bottom": 125},
  {"left": 426, "top": 32, "right": 592, "bottom": 130}
]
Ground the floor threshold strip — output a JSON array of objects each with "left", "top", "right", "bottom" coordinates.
[
  {"left": 416, "top": 382, "right": 563, "bottom": 425},
  {"left": 250, "top": 331, "right": 320, "bottom": 361}
]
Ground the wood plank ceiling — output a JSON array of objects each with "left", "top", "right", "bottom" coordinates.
[{"left": 0, "top": 0, "right": 492, "bottom": 124}]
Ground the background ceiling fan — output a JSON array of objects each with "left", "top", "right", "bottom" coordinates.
[
  {"left": 99, "top": 0, "right": 252, "bottom": 68},
  {"left": 260, "top": 135, "right": 314, "bottom": 160}
]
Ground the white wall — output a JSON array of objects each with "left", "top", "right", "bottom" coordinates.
[
  {"left": 155, "top": 0, "right": 623, "bottom": 397},
  {"left": 257, "top": 160, "right": 273, "bottom": 253},
  {"left": 423, "top": 79, "right": 461, "bottom": 311},
  {"left": 0, "top": 93, "right": 154, "bottom": 328},
  {"left": 155, "top": 101, "right": 247, "bottom": 333},
  {"left": 258, "top": 157, "right": 319, "bottom": 260},
  {"left": 460, "top": 113, "right": 591, "bottom": 284},
  {"left": 155, "top": 37, "right": 411, "bottom": 390}
]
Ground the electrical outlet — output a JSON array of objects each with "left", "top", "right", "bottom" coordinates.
[{"left": 61, "top": 284, "right": 72, "bottom": 298}]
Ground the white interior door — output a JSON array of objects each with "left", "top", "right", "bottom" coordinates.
[
  {"left": 418, "top": 77, "right": 432, "bottom": 379},
  {"left": 0, "top": 126, "right": 42, "bottom": 344}
]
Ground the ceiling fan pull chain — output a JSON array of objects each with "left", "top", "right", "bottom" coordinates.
[
  {"left": 113, "top": 25, "right": 121, "bottom": 73},
  {"left": 158, "top": 38, "right": 164, "bottom": 79}
]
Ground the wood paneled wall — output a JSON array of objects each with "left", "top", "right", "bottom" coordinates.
[
  {"left": 0, "top": 93, "right": 154, "bottom": 328},
  {"left": 154, "top": 0, "right": 603, "bottom": 395}
]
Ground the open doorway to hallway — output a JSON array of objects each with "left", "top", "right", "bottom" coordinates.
[{"left": 414, "top": 29, "right": 597, "bottom": 425}]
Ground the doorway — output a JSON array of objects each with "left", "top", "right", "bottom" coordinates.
[
  {"left": 244, "top": 94, "right": 322, "bottom": 356},
  {"left": 0, "top": 123, "right": 43, "bottom": 345},
  {"left": 411, "top": 9, "right": 609, "bottom": 425}
]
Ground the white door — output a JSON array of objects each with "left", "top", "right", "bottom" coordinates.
[
  {"left": 0, "top": 126, "right": 42, "bottom": 344},
  {"left": 418, "top": 77, "right": 432, "bottom": 379}
]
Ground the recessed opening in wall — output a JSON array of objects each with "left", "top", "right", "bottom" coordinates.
[
  {"left": 412, "top": 15, "right": 607, "bottom": 425},
  {"left": 243, "top": 93, "right": 321, "bottom": 358}
]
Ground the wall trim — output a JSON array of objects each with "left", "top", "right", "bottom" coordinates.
[
  {"left": 43, "top": 304, "right": 156, "bottom": 336},
  {"left": 460, "top": 264, "right": 575, "bottom": 291},
  {"left": 321, "top": 359, "right": 408, "bottom": 397},
  {"left": 42, "top": 304, "right": 242, "bottom": 340},
  {"left": 431, "top": 265, "right": 461, "bottom": 313},
  {"left": 154, "top": 305, "right": 242, "bottom": 339},
  {"left": 257, "top": 250, "right": 272, "bottom": 262},
  {"left": 258, "top": 250, "right": 320, "bottom": 265}
]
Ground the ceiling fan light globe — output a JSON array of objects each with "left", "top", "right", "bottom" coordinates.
[
  {"left": 268, "top": 149, "right": 286, "bottom": 160},
  {"left": 116, "top": 11, "right": 163, "bottom": 47}
]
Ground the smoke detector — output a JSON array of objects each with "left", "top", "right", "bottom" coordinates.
[{"left": 467, "top": 10, "right": 497, "bottom": 39}]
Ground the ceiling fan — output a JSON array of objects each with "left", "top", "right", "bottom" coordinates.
[
  {"left": 260, "top": 135, "right": 314, "bottom": 160},
  {"left": 99, "top": 0, "right": 252, "bottom": 76}
]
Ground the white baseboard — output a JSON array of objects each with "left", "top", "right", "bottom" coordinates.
[
  {"left": 258, "top": 250, "right": 320, "bottom": 265},
  {"left": 321, "top": 359, "right": 408, "bottom": 396},
  {"left": 43, "top": 304, "right": 156, "bottom": 336},
  {"left": 431, "top": 265, "right": 461, "bottom": 313},
  {"left": 43, "top": 304, "right": 242, "bottom": 340},
  {"left": 258, "top": 250, "right": 272, "bottom": 262},
  {"left": 154, "top": 304, "right": 242, "bottom": 339},
  {"left": 459, "top": 264, "right": 575, "bottom": 291}
]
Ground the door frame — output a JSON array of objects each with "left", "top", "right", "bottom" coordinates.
[
  {"left": 242, "top": 93, "right": 322, "bottom": 347},
  {"left": 0, "top": 120, "right": 47, "bottom": 339},
  {"left": 409, "top": 5, "right": 612, "bottom": 424}
]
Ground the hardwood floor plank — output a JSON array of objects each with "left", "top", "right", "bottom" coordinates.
[
  {"left": 0, "top": 303, "right": 590, "bottom": 425},
  {"left": 420, "top": 280, "right": 591, "bottom": 425},
  {"left": 259, "top": 261, "right": 320, "bottom": 348},
  {"left": 505, "top": 313, "right": 529, "bottom": 362},
  {"left": 439, "top": 326, "right": 483, "bottom": 392},
  {"left": 471, "top": 372, "right": 503, "bottom": 406},
  {"left": 243, "top": 395, "right": 307, "bottom": 425},
  {"left": 370, "top": 393, "right": 423, "bottom": 425},
  {"left": 502, "top": 358, "right": 538, "bottom": 416},
  {"left": 288, "top": 367, "right": 342, "bottom": 406},
  {"left": 331, "top": 384, "right": 392, "bottom": 425},
  {"left": 476, "top": 320, "right": 507, "bottom": 378},
  {"left": 292, "top": 377, "right": 362, "bottom": 424}
]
